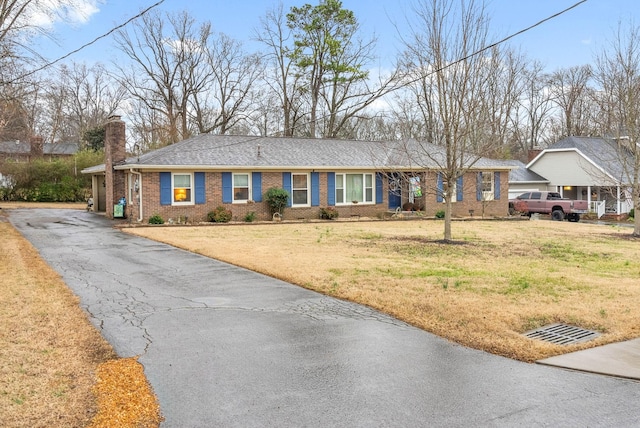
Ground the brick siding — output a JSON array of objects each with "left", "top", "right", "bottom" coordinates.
[{"left": 126, "top": 170, "right": 509, "bottom": 223}]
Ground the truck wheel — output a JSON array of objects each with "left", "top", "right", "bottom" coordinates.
[
  {"left": 567, "top": 213, "right": 580, "bottom": 222},
  {"left": 551, "top": 210, "right": 564, "bottom": 221}
]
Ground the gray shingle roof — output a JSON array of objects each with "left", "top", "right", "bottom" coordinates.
[
  {"left": 503, "top": 160, "right": 548, "bottom": 183},
  {"left": 116, "top": 134, "right": 511, "bottom": 171},
  {"left": 0, "top": 141, "right": 79, "bottom": 155}
]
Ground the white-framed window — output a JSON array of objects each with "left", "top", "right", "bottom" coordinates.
[
  {"left": 233, "top": 173, "right": 251, "bottom": 202},
  {"left": 292, "top": 173, "right": 310, "bottom": 206},
  {"left": 173, "top": 173, "right": 193, "bottom": 205},
  {"left": 481, "top": 172, "right": 494, "bottom": 201},
  {"left": 335, "top": 173, "right": 374, "bottom": 205}
]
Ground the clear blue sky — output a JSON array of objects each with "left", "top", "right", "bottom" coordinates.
[{"left": 36, "top": 0, "right": 640, "bottom": 72}]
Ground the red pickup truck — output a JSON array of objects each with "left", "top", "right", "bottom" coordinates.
[{"left": 509, "top": 191, "right": 589, "bottom": 222}]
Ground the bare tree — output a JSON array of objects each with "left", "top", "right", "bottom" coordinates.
[
  {"left": 1, "top": 0, "right": 98, "bottom": 66},
  {"left": 476, "top": 46, "right": 527, "bottom": 158},
  {"left": 254, "top": 3, "right": 305, "bottom": 137},
  {"left": 593, "top": 22, "right": 640, "bottom": 236},
  {"left": 190, "top": 33, "right": 263, "bottom": 135},
  {"left": 113, "top": 11, "right": 210, "bottom": 145},
  {"left": 36, "top": 62, "right": 125, "bottom": 147},
  {"left": 511, "top": 60, "right": 555, "bottom": 157},
  {"left": 0, "top": 57, "right": 34, "bottom": 140},
  {"left": 548, "top": 65, "right": 594, "bottom": 138},
  {"left": 400, "top": 0, "right": 506, "bottom": 241}
]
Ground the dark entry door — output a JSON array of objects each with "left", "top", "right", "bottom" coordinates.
[{"left": 388, "top": 174, "right": 402, "bottom": 209}]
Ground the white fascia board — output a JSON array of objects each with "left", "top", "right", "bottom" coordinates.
[{"left": 114, "top": 164, "right": 378, "bottom": 171}]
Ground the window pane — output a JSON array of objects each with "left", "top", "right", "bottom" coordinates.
[
  {"left": 293, "top": 190, "right": 308, "bottom": 205},
  {"left": 174, "top": 188, "right": 191, "bottom": 202},
  {"left": 365, "top": 174, "right": 372, "bottom": 187},
  {"left": 234, "top": 188, "right": 249, "bottom": 200},
  {"left": 293, "top": 174, "right": 307, "bottom": 188},
  {"left": 346, "top": 174, "right": 363, "bottom": 202},
  {"left": 174, "top": 174, "right": 190, "bottom": 187},
  {"left": 335, "top": 174, "right": 344, "bottom": 203},
  {"left": 482, "top": 172, "right": 492, "bottom": 192},
  {"left": 365, "top": 188, "right": 373, "bottom": 202},
  {"left": 234, "top": 174, "right": 248, "bottom": 186}
]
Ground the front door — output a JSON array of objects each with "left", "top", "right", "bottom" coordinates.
[{"left": 388, "top": 174, "right": 401, "bottom": 209}]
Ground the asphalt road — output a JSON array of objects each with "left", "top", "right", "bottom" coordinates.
[{"left": 9, "top": 209, "right": 640, "bottom": 427}]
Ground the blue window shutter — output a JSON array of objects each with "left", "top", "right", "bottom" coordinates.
[
  {"left": 282, "top": 172, "right": 292, "bottom": 207},
  {"left": 494, "top": 172, "right": 501, "bottom": 200},
  {"left": 252, "top": 172, "right": 262, "bottom": 202},
  {"left": 457, "top": 175, "right": 464, "bottom": 202},
  {"left": 222, "top": 172, "right": 232, "bottom": 203},
  {"left": 476, "top": 172, "right": 483, "bottom": 201},
  {"left": 327, "top": 173, "right": 336, "bottom": 206},
  {"left": 160, "top": 172, "right": 171, "bottom": 205},
  {"left": 437, "top": 173, "right": 444, "bottom": 203},
  {"left": 311, "top": 172, "right": 320, "bottom": 206},
  {"left": 375, "top": 173, "right": 383, "bottom": 204},
  {"left": 195, "top": 172, "right": 205, "bottom": 204}
]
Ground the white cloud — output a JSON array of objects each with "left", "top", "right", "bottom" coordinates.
[{"left": 29, "top": 0, "right": 101, "bottom": 28}]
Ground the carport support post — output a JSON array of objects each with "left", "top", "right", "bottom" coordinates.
[{"left": 104, "top": 116, "right": 126, "bottom": 219}]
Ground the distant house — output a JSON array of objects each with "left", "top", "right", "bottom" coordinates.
[
  {"left": 509, "top": 136, "right": 635, "bottom": 218},
  {"left": 0, "top": 137, "right": 80, "bottom": 191},
  {"left": 0, "top": 137, "right": 79, "bottom": 163},
  {"left": 83, "top": 117, "right": 512, "bottom": 222}
]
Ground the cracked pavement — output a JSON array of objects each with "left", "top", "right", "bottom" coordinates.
[{"left": 9, "top": 209, "right": 640, "bottom": 427}]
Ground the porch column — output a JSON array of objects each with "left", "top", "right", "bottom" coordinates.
[
  {"left": 617, "top": 186, "right": 621, "bottom": 215},
  {"left": 587, "top": 185, "right": 592, "bottom": 211}
]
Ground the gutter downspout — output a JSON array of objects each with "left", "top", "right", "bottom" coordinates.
[{"left": 130, "top": 168, "right": 143, "bottom": 222}]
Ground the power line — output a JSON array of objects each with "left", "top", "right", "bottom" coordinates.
[
  {"left": 445, "top": 0, "right": 588, "bottom": 72},
  {"left": 165, "top": 0, "right": 589, "bottom": 154},
  {"left": 3, "top": 0, "right": 166, "bottom": 84}
]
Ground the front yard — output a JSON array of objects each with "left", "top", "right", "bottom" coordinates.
[{"left": 125, "top": 218, "right": 640, "bottom": 362}]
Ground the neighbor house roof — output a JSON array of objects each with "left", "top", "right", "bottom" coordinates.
[
  {"left": 83, "top": 134, "right": 514, "bottom": 173},
  {"left": 504, "top": 160, "right": 548, "bottom": 184},
  {"left": 528, "top": 136, "right": 634, "bottom": 183},
  {"left": 0, "top": 141, "right": 79, "bottom": 155}
]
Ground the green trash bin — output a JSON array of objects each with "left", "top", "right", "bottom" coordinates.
[{"left": 114, "top": 204, "right": 124, "bottom": 218}]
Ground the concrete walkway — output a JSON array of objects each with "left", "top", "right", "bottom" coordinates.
[
  {"left": 9, "top": 209, "right": 640, "bottom": 427},
  {"left": 538, "top": 338, "right": 640, "bottom": 380}
]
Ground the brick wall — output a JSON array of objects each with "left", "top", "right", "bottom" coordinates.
[
  {"left": 133, "top": 170, "right": 509, "bottom": 223},
  {"left": 104, "top": 117, "right": 126, "bottom": 218}
]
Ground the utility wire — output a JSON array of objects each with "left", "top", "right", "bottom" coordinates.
[
  {"left": 444, "top": 0, "right": 588, "bottom": 72},
  {"left": 3, "top": 0, "right": 166, "bottom": 84},
  {"left": 153, "top": 0, "right": 589, "bottom": 155}
]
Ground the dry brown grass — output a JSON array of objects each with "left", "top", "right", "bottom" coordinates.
[
  {"left": 0, "top": 209, "right": 161, "bottom": 428},
  {"left": 125, "top": 218, "right": 640, "bottom": 362}
]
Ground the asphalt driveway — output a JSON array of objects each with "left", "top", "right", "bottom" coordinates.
[{"left": 9, "top": 209, "right": 640, "bottom": 427}]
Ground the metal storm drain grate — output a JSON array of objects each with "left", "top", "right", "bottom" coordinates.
[{"left": 524, "top": 323, "right": 600, "bottom": 345}]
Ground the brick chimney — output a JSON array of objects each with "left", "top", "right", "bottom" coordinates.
[
  {"left": 528, "top": 148, "right": 543, "bottom": 163},
  {"left": 104, "top": 116, "right": 126, "bottom": 219},
  {"left": 29, "top": 136, "right": 44, "bottom": 159}
]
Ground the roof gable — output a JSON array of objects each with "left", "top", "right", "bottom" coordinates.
[{"left": 530, "top": 136, "right": 632, "bottom": 183}]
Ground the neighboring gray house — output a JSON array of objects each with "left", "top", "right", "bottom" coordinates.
[
  {"left": 0, "top": 138, "right": 79, "bottom": 162},
  {"left": 509, "top": 136, "right": 636, "bottom": 218}
]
